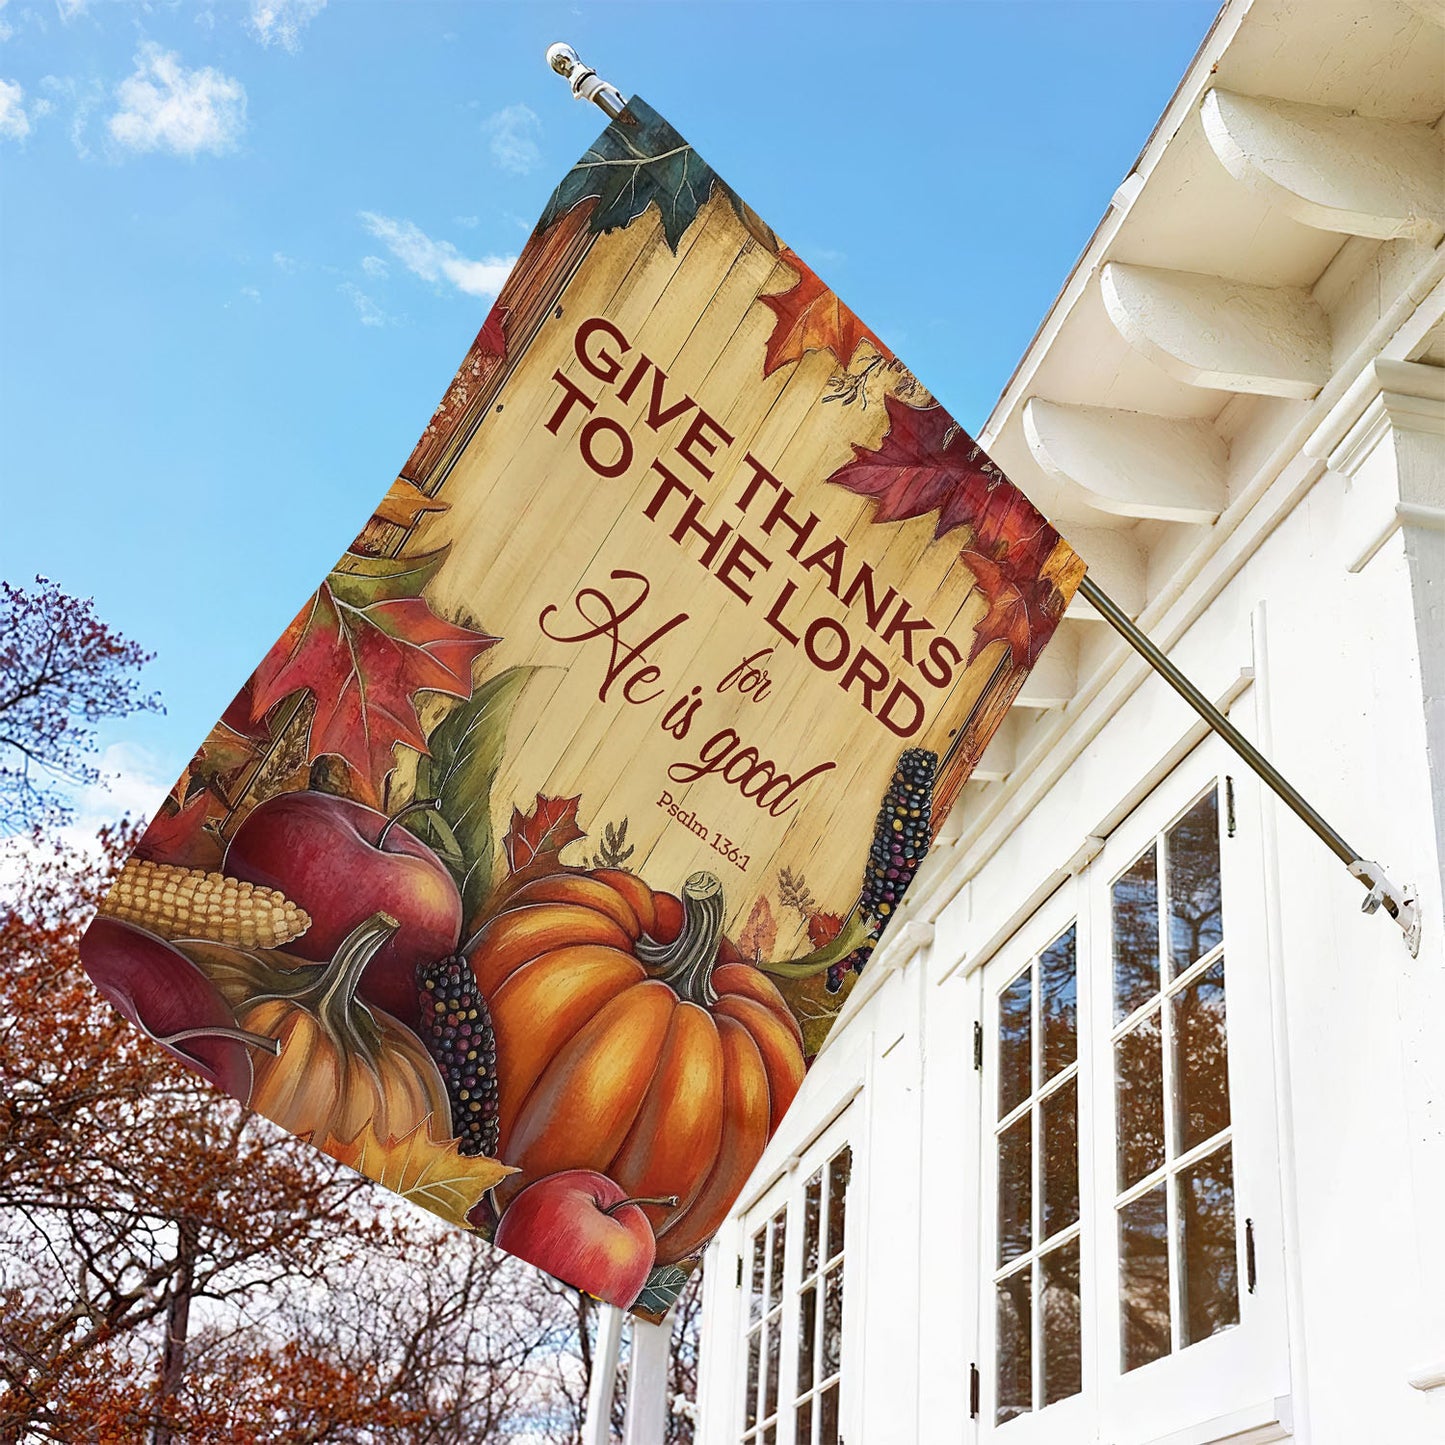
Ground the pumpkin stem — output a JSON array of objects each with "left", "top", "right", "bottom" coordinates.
[
  {"left": 637, "top": 872, "right": 725, "bottom": 1007},
  {"left": 313, "top": 912, "right": 400, "bottom": 1043},
  {"left": 602, "top": 1193, "right": 680, "bottom": 1218}
]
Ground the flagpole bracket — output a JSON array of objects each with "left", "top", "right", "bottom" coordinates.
[
  {"left": 546, "top": 43, "right": 627, "bottom": 121},
  {"left": 1348, "top": 858, "right": 1422, "bottom": 957}
]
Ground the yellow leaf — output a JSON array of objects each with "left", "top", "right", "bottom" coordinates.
[
  {"left": 372, "top": 478, "right": 449, "bottom": 529},
  {"left": 322, "top": 1117, "right": 514, "bottom": 1228}
]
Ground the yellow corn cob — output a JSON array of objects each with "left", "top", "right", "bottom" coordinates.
[{"left": 100, "top": 858, "right": 311, "bottom": 949}]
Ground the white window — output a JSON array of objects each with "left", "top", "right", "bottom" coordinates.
[
  {"left": 979, "top": 746, "right": 1289, "bottom": 1440},
  {"left": 993, "top": 921, "right": 1083, "bottom": 1424},
  {"left": 738, "top": 1111, "right": 855, "bottom": 1445}
]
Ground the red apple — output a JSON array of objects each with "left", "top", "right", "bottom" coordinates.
[
  {"left": 224, "top": 791, "right": 461, "bottom": 1030},
  {"left": 79, "top": 916, "right": 274, "bottom": 1102},
  {"left": 494, "top": 1170, "right": 678, "bottom": 1310}
]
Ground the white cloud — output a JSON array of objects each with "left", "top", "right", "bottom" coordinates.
[
  {"left": 359, "top": 212, "right": 515, "bottom": 299},
  {"left": 339, "top": 281, "right": 387, "bottom": 328},
  {"left": 108, "top": 44, "right": 246, "bottom": 157},
  {"left": 0, "top": 0, "right": 13, "bottom": 44},
  {"left": 0, "top": 78, "right": 29, "bottom": 140},
  {"left": 54, "top": 0, "right": 87, "bottom": 22},
  {"left": 249, "top": 0, "right": 325, "bottom": 52},
  {"left": 40, "top": 73, "right": 101, "bottom": 156},
  {"left": 360, "top": 254, "right": 387, "bottom": 280},
  {"left": 484, "top": 102, "right": 541, "bottom": 175},
  {"left": 0, "top": 742, "right": 172, "bottom": 898}
]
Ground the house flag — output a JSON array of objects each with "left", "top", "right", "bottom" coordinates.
[{"left": 80, "top": 98, "right": 1084, "bottom": 1319}]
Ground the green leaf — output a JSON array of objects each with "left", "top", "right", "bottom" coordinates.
[
  {"left": 327, "top": 545, "right": 451, "bottom": 607},
  {"left": 414, "top": 666, "right": 537, "bottom": 923},
  {"left": 633, "top": 1263, "right": 692, "bottom": 1320},
  {"left": 539, "top": 96, "right": 771, "bottom": 254}
]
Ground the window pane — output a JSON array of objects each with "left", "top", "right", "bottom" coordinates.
[
  {"left": 1042, "top": 1079, "right": 1079, "bottom": 1238},
  {"left": 1167, "top": 790, "right": 1222, "bottom": 974},
  {"left": 1119, "top": 1185, "right": 1171, "bottom": 1373},
  {"left": 1174, "top": 957, "right": 1230, "bottom": 1153},
  {"left": 795, "top": 1399, "right": 813, "bottom": 1445},
  {"left": 768, "top": 1210, "right": 787, "bottom": 1310},
  {"left": 998, "top": 1114, "right": 1032, "bottom": 1265},
  {"left": 1041, "top": 925, "right": 1077, "bottom": 1080},
  {"left": 1041, "top": 1239, "right": 1082, "bottom": 1407},
  {"left": 764, "top": 1319, "right": 780, "bottom": 1420},
  {"left": 762, "top": 1427, "right": 776, "bottom": 1445},
  {"left": 819, "top": 1384, "right": 839, "bottom": 1445},
  {"left": 999, "top": 970, "right": 1032, "bottom": 1116},
  {"left": 803, "top": 1170, "right": 822, "bottom": 1279},
  {"left": 745, "top": 1329, "right": 760, "bottom": 1427},
  {"left": 1179, "top": 1146, "right": 1240, "bottom": 1347},
  {"left": 749, "top": 1228, "right": 766, "bottom": 1323},
  {"left": 995, "top": 1267, "right": 1032, "bottom": 1424},
  {"left": 826, "top": 1147, "right": 851, "bottom": 1262},
  {"left": 822, "top": 1264, "right": 844, "bottom": 1378},
  {"left": 1115, "top": 1011, "right": 1165, "bottom": 1190},
  {"left": 1113, "top": 844, "right": 1160, "bottom": 1022},
  {"left": 796, "top": 1283, "right": 816, "bottom": 1393}
]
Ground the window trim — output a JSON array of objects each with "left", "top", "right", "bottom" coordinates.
[
  {"left": 979, "top": 873, "right": 1095, "bottom": 1440},
  {"left": 733, "top": 1106, "right": 859, "bottom": 1445},
  {"left": 977, "top": 740, "right": 1290, "bottom": 1440}
]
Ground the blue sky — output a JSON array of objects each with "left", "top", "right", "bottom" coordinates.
[{"left": 0, "top": 0, "right": 1217, "bottom": 819}]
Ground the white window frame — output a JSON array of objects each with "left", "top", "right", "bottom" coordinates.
[
  {"left": 978, "top": 875, "right": 1096, "bottom": 1443},
  {"left": 978, "top": 741, "right": 1289, "bottom": 1442},
  {"left": 735, "top": 1106, "right": 859, "bottom": 1445}
]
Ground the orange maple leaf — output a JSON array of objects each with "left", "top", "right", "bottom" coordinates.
[
  {"left": 758, "top": 249, "right": 888, "bottom": 378},
  {"left": 737, "top": 896, "right": 777, "bottom": 963},
  {"left": 370, "top": 478, "right": 450, "bottom": 530},
  {"left": 248, "top": 583, "right": 497, "bottom": 807},
  {"left": 504, "top": 793, "right": 585, "bottom": 874},
  {"left": 322, "top": 1117, "right": 514, "bottom": 1229},
  {"left": 961, "top": 550, "right": 1060, "bottom": 669},
  {"left": 806, "top": 911, "right": 843, "bottom": 948}
]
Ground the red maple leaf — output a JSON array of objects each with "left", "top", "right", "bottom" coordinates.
[
  {"left": 759, "top": 250, "right": 888, "bottom": 378},
  {"left": 807, "top": 911, "right": 844, "bottom": 948},
  {"left": 220, "top": 678, "right": 266, "bottom": 739},
  {"left": 503, "top": 793, "right": 585, "bottom": 874},
  {"left": 247, "top": 583, "right": 498, "bottom": 807},
  {"left": 827, "top": 395, "right": 1081, "bottom": 668},
  {"left": 136, "top": 790, "right": 225, "bottom": 870},
  {"left": 825, "top": 394, "right": 1027, "bottom": 541}
]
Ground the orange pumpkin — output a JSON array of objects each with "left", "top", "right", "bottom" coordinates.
[
  {"left": 472, "top": 869, "right": 805, "bottom": 1265},
  {"left": 234, "top": 912, "right": 452, "bottom": 1146}
]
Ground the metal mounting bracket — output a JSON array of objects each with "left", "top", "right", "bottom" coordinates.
[
  {"left": 1349, "top": 859, "right": 1422, "bottom": 957},
  {"left": 546, "top": 43, "right": 627, "bottom": 120}
]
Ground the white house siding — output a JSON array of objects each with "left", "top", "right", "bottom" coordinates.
[{"left": 692, "top": 2, "right": 1445, "bottom": 1444}]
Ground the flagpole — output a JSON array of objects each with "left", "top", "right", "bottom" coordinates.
[
  {"left": 541, "top": 44, "right": 1421, "bottom": 957},
  {"left": 1078, "top": 576, "right": 1418, "bottom": 953}
]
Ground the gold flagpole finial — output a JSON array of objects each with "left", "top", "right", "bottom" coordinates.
[{"left": 545, "top": 43, "right": 626, "bottom": 121}]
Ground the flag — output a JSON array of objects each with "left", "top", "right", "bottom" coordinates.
[{"left": 81, "top": 97, "right": 1084, "bottom": 1320}]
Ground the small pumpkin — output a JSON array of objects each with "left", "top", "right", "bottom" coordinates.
[
  {"left": 471, "top": 868, "right": 806, "bottom": 1266},
  {"left": 193, "top": 912, "right": 452, "bottom": 1147}
]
